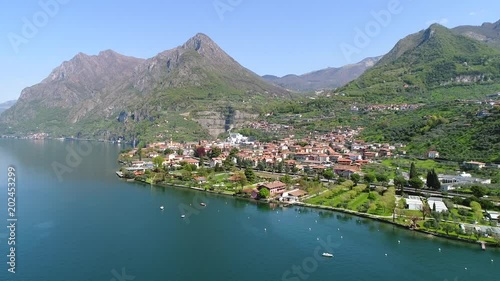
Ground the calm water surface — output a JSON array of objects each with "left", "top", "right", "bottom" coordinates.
[{"left": 0, "top": 139, "right": 497, "bottom": 281}]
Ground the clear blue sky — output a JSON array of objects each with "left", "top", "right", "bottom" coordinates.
[{"left": 1, "top": 0, "right": 499, "bottom": 103}]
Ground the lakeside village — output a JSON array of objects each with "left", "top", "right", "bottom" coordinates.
[{"left": 117, "top": 127, "right": 500, "bottom": 247}]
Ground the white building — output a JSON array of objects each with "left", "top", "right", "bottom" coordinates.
[
  {"left": 427, "top": 197, "right": 448, "bottom": 212},
  {"left": 226, "top": 133, "right": 250, "bottom": 145},
  {"left": 406, "top": 196, "right": 423, "bottom": 211}
]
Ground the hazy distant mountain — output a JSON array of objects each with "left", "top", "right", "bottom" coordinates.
[
  {"left": 0, "top": 100, "right": 16, "bottom": 114},
  {"left": 262, "top": 56, "right": 381, "bottom": 92},
  {"left": 452, "top": 19, "right": 500, "bottom": 50},
  {"left": 0, "top": 33, "right": 289, "bottom": 140}
]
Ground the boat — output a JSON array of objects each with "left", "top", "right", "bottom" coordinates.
[
  {"left": 322, "top": 253, "right": 333, "bottom": 257},
  {"left": 181, "top": 215, "right": 186, "bottom": 218},
  {"left": 481, "top": 242, "right": 486, "bottom": 251},
  {"left": 200, "top": 202, "right": 206, "bottom": 206},
  {"left": 160, "top": 206, "right": 164, "bottom": 210}
]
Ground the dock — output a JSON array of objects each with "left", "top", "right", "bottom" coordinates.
[{"left": 116, "top": 171, "right": 124, "bottom": 178}]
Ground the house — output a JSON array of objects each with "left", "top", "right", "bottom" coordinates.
[
  {"left": 486, "top": 211, "right": 499, "bottom": 222},
  {"left": 463, "top": 161, "right": 486, "bottom": 170},
  {"left": 210, "top": 157, "right": 223, "bottom": 168},
  {"left": 257, "top": 181, "right": 287, "bottom": 196},
  {"left": 427, "top": 150, "right": 439, "bottom": 159},
  {"left": 333, "top": 165, "right": 359, "bottom": 178},
  {"left": 280, "top": 189, "right": 308, "bottom": 203},
  {"left": 337, "top": 158, "right": 352, "bottom": 165},
  {"left": 363, "top": 151, "right": 378, "bottom": 159},
  {"left": 242, "top": 187, "right": 259, "bottom": 199},
  {"left": 406, "top": 196, "right": 423, "bottom": 211},
  {"left": 183, "top": 158, "right": 199, "bottom": 168},
  {"left": 193, "top": 176, "right": 207, "bottom": 184},
  {"left": 427, "top": 197, "right": 448, "bottom": 212}
]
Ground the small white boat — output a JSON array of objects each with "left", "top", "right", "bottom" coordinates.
[
  {"left": 160, "top": 206, "right": 164, "bottom": 210},
  {"left": 181, "top": 215, "right": 186, "bottom": 218},
  {"left": 200, "top": 202, "right": 206, "bottom": 206},
  {"left": 322, "top": 252, "right": 333, "bottom": 257}
]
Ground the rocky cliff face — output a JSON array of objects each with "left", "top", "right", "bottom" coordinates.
[{"left": 193, "top": 110, "right": 259, "bottom": 138}]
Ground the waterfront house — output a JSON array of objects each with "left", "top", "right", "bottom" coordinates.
[
  {"left": 280, "top": 189, "right": 308, "bottom": 203},
  {"left": 257, "top": 181, "right": 287, "bottom": 196}
]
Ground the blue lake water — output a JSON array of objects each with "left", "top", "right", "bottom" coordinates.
[{"left": 0, "top": 139, "right": 497, "bottom": 281}]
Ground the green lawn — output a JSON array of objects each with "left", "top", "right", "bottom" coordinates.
[{"left": 347, "top": 193, "right": 369, "bottom": 210}]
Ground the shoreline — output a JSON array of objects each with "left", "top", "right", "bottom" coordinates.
[{"left": 124, "top": 177, "right": 499, "bottom": 249}]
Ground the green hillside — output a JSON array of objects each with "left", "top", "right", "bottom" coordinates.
[{"left": 339, "top": 24, "right": 500, "bottom": 103}]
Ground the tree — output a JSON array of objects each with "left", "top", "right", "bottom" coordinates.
[
  {"left": 351, "top": 173, "right": 360, "bottom": 186},
  {"left": 258, "top": 188, "right": 270, "bottom": 199},
  {"left": 426, "top": 169, "right": 441, "bottom": 190},
  {"left": 397, "top": 198, "right": 407, "bottom": 219},
  {"left": 322, "top": 169, "right": 335, "bottom": 180},
  {"left": 152, "top": 156, "right": 165, "bottom": 170},
  {"left": 176, "top": 148, "right": 184, "bottom": 156},
  {"left": 394, "top": 175, "right": 407, "bottom": 195},
  {"left": 137, "top": 147, "right": 142, "bottom": 161},
  {"left": 364, "top": 173, "right": 376, "bottom": 184},
  {"left": 180, "top": 170, "right": 192, "bottom": 181},
  {"left": 208, "top": 146, "right": 222, "bottom": 158},
  {"left": 194, "top": 146, "right": 206, "bottom": 158},
  {"left": 280, "top": 174, "right": 292, "bottom": 184},
  {"left": 409, "top": 162, "right": 418, "bottom": 180},
  {"left": 409, "top": 177, "right": 423, "bottom": 192},
  {"left": 214, "top": 163, "right": 223, "bottom": 172},
  {"left": 375, "top": 173, "right": 389, "bottom": 186},
  {"left": 137, "top": 141, "right": 146, "bottom": 149},
  {"left": 471, "top": 185, "right": 489, "bottom": 198},
  {"left": 276, "top": 161, "right": 284, "bottom": 173},
  {"left": 163, "top": 148, "right": 174, "bottom": 155},
  {"left": 421, "top": 201, "right": 431, "bottom": 220},
  {"left": 442, "top": 223, "right": 453, "bottom": 235},
  {"left": 237, "top": 173, "right": 247, "bottom": 188},
  {"left": 229, "top": 147, "right": 239, "bottom": 157},
  {"left": 244, "top": 167, "right": 256, "bottom": 183},
  {"left": 223, "top": 157, "right": 235, "bottom": 171},
  {"left": 470, "top": 201, "right": 483, "bottom": 222}
]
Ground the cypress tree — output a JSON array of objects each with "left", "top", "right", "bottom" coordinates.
[{"left": 409, "top": 162, "right": 418, "bottom": 180}]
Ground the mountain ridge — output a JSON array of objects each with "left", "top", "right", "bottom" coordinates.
[
  {"left": 0, "top": 33, "right": 290, "bottom": 141},
  {"left": 262, "top": 56, "right": 381, "bottom": 92}
]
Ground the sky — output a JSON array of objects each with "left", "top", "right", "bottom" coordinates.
[{"left": 0, "top": 0, "right": 499, "bottom": 103}]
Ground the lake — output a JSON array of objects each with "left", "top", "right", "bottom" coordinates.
[{"left": 0, "top": 139, "right": 497, "bottom": 281}]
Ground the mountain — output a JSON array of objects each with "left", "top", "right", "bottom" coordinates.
[
  {"left": 0, "top": 100, "right": 16, "bottom": 114},
  {"left": 452, "top": 20, "right": 500, "bottom": 50},
  {"left": 262, "top": 56, "right": 381, "bottom": 92},
  {"left": 340, "top": 23, "right": 500, "bottom": 103},
  {"left": 0, "top": 33, "right": 290, "bottom": 141}
]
